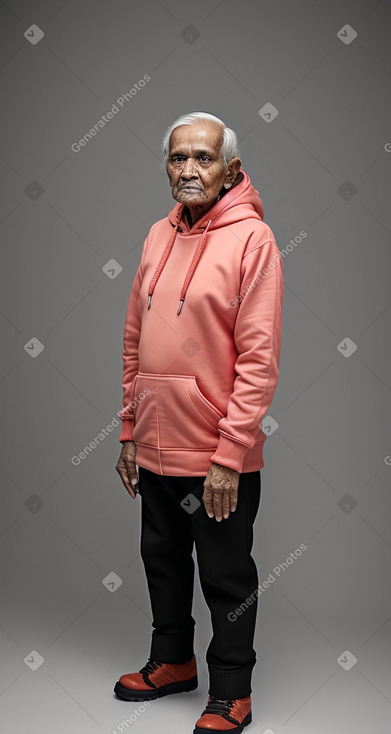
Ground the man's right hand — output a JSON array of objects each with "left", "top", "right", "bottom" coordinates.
[{"left": 116, "top": 440, "right": 139, "bottom": 499}]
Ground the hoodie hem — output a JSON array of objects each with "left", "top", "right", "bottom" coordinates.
[{"left": 132, "top": 442, "right": 265, "bottom": 476}]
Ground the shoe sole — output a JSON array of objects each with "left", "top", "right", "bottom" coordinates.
[
  {"left": 114, "top": 674, "right": 198, "bottom": 702},
  {"left": 193, "top": 710, "right": 252, "bottom": 734}
]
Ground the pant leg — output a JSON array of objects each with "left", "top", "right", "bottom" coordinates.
[
  {"left": 138, "top": 466, "right": 196, "bottom": 663},
  {"left": 190, "top": 470, "right": 261, "bottom": 699}
]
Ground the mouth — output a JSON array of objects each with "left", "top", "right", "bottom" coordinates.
[{"left": 180, "top": 185, "right": 201, "bottom": 191}]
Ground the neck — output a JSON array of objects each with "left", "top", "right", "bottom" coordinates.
[{"left": 184, "top": 196, "right": 221, "bottom": 228}]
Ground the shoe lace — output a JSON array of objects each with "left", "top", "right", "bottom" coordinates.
[
  {"left": 204, "top": 696, "right": 234, "bottom": 715},
  {"left": 139, "top": 659, "right": 163, "bottom": 676}
]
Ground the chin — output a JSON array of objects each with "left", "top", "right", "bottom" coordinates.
[
  {"left": 176, "top": 194, "right": 203, "bottom": 205},
  {"left": 174, "top": 191, "right": 205, "bottom": 204}
]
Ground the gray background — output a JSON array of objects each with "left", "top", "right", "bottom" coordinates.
[{"left": 1, "top": 1, "right": 390, "bottom": 732}]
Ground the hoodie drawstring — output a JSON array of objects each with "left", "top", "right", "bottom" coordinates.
[
  {"left": 147, "top": 219, "right": 179, "bottom": 311},
  {"left": 147, "top": 212, "right": 212, "bottom": 316}
]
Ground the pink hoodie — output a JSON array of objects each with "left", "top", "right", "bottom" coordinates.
[{"left": 119, "top": 169, "right": 284, "bottom": 476}]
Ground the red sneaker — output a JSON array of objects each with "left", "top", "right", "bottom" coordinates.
[
  {"left": 193, "top": 695, "right": 252, "bottom": 733},
  {"left": 113, "top": 655, "right": 198, "bottom": 701}
]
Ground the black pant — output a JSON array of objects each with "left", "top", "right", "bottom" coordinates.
[{"left": 137, "top": 466, "right": 261, "bottom": 699}]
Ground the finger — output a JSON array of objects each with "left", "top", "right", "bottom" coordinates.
[
  {"left": 122, "top": 475, "right": 137, "bottom": 499},
  {"left": 213, "top": 492, "right": 223, "bottom": 522},
  {"left": 124, "top": 461, "right": 138, "bottom": 485},
  {"left": 129, "top": 477, "right": 139, "bottom": 495},
  {"left": 229, "top": 488, "right": 238, "bottom": 514},
  {"left": 202, "top": 489, "right": 214, "bottom": 518},
  {"left": 203, "top": 500, "right": 214, "bottom": 518},
  {"left": 118, "top": 467, "right": 137, "bottom": 499},
  {"left": 222, "top": 491, "right": 231, "bottom": 520}
]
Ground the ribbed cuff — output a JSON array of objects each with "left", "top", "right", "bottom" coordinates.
[
  {"left": 210, "top": 435, "right": 250, "bottom": 473},
  {"left": 119, "top": 417, "right": 134, "bottom": 442}
]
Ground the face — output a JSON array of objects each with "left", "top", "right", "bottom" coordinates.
[{"left": 166, "top": 121, "right": 239, "bottom": 218}]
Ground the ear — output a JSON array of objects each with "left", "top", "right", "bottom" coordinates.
[{"left": 224, "top": 157, "right": 242, "bottom": 187}]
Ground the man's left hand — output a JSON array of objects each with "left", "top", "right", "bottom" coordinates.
[{"left": 203, "top": 462, "right": 240, "bottom": 521}]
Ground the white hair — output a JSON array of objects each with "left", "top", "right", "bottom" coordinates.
[{"left": 160, "top": 111, "right": 239, "bottom": 170}]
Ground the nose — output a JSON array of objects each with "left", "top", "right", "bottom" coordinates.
[{"left": 180, "top": 158, "right": 198, "bottom": 180}]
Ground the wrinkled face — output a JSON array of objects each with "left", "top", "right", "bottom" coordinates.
[{"left": 166, "top": 121, "right": 228, "bottom": 209}]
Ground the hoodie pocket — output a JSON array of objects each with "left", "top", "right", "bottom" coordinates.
[{"left": 132, "top": 372, "right": 225, "bottom": 450}]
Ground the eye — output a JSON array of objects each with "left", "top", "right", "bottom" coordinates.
[{"left": 199, "top": 156, "right": 211, "bottom": 162}]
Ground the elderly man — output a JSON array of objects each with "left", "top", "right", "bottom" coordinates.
[{"left": 114, "top": 112, "right": 284, "bottom": 734}]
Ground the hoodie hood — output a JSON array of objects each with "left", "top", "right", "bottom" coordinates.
[{"left": 147, "top": 168, "right": 264, "bottom": 315}]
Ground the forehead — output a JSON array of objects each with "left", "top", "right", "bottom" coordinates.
[{"left": 169, "top": 122, "right": 223, "bottom": 153}]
